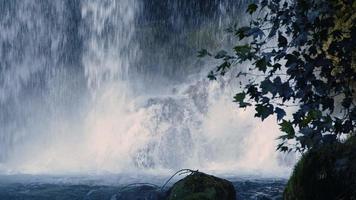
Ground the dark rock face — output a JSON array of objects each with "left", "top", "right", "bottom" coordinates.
[
  {"left": 284, "top": 136, "right": 356, "bottom": 200},
  {"left": 167, "top": 172, "right": 236, "bottom": 200}
]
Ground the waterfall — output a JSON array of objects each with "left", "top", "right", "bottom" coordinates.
[{"left": 0, "top": 0, "right": 294, "bottom": 176}]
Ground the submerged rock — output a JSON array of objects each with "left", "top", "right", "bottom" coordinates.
[
  {"left": 284, "top": 135, "right": 356, "bottom": 200},
  {"left": 167, "top": 172, "right": 236, "bottom": 200}
]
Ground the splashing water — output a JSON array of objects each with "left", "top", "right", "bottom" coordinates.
[{"left": 0, "top": 0, "right": 294, "bottom": 177}]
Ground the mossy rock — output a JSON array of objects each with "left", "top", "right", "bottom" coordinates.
[
  {"left": 167, "top": 172, "right": 236, "bottom": 200},
  {"left": 284, "top": 136, "right": 356, "bottom": 200}
]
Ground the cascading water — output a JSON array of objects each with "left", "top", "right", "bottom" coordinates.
[{"left": 0, "top": 0, "right": 294, "bottom": 176}]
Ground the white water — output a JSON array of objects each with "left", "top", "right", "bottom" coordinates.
[{"left": 0, "top": 0, "right": 294, "bottom": 177}]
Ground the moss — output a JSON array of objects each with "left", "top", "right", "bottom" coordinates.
[
  {"left": 284, "top": 135, "right": 356, "bottom": 200},
  {"left": 167, "top": 172, "right": 236, "bottom": 200}
]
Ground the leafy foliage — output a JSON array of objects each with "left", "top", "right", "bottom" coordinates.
[{"left": 201, "top": 0, "right": 356, "bottom": 152}]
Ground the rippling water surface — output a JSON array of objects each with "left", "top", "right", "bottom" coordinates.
[{"left": 0, "top": 175, "right": 286, "bottom": 200}]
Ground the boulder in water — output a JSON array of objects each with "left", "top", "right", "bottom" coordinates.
[{"left": 167, "top": 172, "right": 236, "bottom": 200}]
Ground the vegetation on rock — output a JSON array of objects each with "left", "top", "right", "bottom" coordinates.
[
  {"left": 284, "top": 135, "right": 356, "bottom": 199},
  {"left": 167, "top": 171, "right": 236, "bottom": 200}
]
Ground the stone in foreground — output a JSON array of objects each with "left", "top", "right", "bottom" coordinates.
[{"left": 167, "top": 172, "right": 236, "bottom": 200}]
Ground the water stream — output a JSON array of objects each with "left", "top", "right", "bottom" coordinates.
[{"left": 0, "top": 0, "right": 295, "bottom": 198}]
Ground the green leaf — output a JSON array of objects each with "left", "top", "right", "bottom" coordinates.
[
  {"left": 234, "top": 92, "right": 246, "bottom": 103},
  {"left": 236, "top": 26, "right": 251, "bottom": 40},
  {"left": 197, "top": 49, "right": 211, "bottom": 57},
  {"left": 255, "top": 58, "right": 267, "bottom": 72},
  {"left": 216, "top": 61, "right": 231, "bottom": 75},
  {"left": 207, "top": 71, "right": 216, "bottom": 80},
  {"left": 260, "top": 79, "right": 274, "bottom": 95},
  {"left": 215, "top": 50, "right": 227, "bottom": 59},
  {"left": 246, "top": 3, "right": 258, "bottom": 14},
  {"left": 234, "top": 45, "right": 250, "bottom": 54},
  {"left": 255, "top": 104, "right": 274, "bottom": 121},
  {"left": 234, "top": 45, "right": 252, "bottom": 60},
  {"left": 233, "top": 92, "right": 251, "bottom": 108},
  {"left": 278, "top": 33, "right": 288, "bottom": 48},
  {"left": 308, "top": 109, "right": 322, "bottom": 120},
  {"left": 279, "top": 120, "right": 295, "bottom": 138},
  {"left": 276, "top": 143, "right": 289, "bottom": 152},
  {"left": 275, "top": 107, "right": 286, "bottom": 121},
  {"left": 239, "top": 102, "right": 252, "bottom": 107}
]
